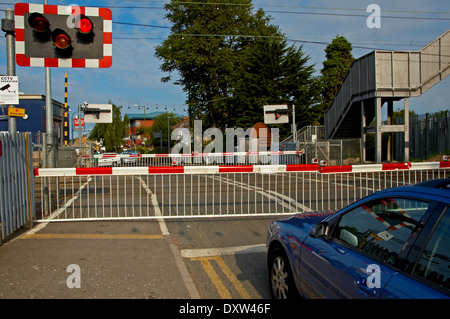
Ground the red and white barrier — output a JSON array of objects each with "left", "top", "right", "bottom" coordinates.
[
  {"left": 83, "top": 150, "right": 304, "bottom": 159},
  {"left": 34, "top": 162, "right": 450, "bottom": 177},
  {"left": 320, "top": 161, "right": 450, "bottom": 174}
]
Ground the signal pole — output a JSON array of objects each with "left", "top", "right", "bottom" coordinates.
[
  {"left": 3, "top": 8, "right": 16, "bottom": 134},
  {"left": 44, "top": 0, "right": 55, "bottom": 167}
]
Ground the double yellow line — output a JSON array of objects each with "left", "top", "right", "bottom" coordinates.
[{"left": 192, "top": 256, "right": 250, "bottom": 299}]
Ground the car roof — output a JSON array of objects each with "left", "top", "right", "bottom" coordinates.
[
  {"left": 413, "top": 178, "right": 450, "bottom": 190},
  {"left": 375, "top": 178, "right": 450, "bottom": 201}
]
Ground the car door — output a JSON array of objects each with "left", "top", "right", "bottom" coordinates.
[
  {"left": 299, "top": 196, "right": 433, "bottom": 299},
  {"left": 381, "top": 205, "right": 450, "bottom": 298}
]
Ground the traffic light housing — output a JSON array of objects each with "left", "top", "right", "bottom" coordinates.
[{"left": 14, "top": 3, "right": 112, "bottom": 68}]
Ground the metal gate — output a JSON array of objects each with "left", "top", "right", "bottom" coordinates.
[
  {"left": 0, "top": 132, "right": 35, "bottom": 239},
  {"left": 33, "top": 161, "right": 449, "bottom": 222}
]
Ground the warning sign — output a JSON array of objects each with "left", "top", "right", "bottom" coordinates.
[
  {"left": 0, "top": 76, "right": 19, "bottom": 105},
  {"left": 8, "top": 107, "right": 25, "bottom": 117}
]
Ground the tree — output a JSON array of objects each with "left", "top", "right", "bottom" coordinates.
[
  {"left": 155, "top": 0, "right": 282, "bottom": 131},
  {"left": 148, "top": 112, "right": 181, "bottom": 151},
  {"left": 89, "top": 105, "right": 129, "bottom": 152},
  {"left": 231, "top": 38, "right": 320, "bottom": 138},
  {"left": 319, "top": 36, "right": 354, "bottom": 118}
]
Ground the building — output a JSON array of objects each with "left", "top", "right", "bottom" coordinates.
[
  {"left": 125, "top": 112, "right": 188, "bottom": 148},
  {"left": 0, "top": 94, "right": 69, "bottom": 145},
  {"left": 126, "top": 112, "right": 162, "bottom": 147}
]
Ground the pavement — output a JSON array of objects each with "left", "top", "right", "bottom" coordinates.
[{"left": 0, "top": 220, "right": 194, "bottom": 299}]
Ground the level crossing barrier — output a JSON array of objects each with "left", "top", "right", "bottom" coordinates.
[
  {"left": 33, "top": 161, "right": 449, "bottom": 222},
  {"left": 81, "top": 150, "right": 305, "bottom": 167}
]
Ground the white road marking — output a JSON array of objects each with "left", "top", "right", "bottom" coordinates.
[
  {"left": 181, "top": 244, "right": 266, "bottom": 258},
  {"left": 137, "top": 176, "right": 169, "bottom": 236},
  {"left": 137, "top": 176, "right": 200, "bottom": 299}
]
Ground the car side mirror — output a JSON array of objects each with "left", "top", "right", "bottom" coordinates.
[{"left": 310, "top": 222, "right": 329, "bottom": 238}]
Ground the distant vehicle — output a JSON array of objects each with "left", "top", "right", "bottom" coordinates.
[
  {"left": 98, "top": 153, "right": 121, "bottom": 167},
  {"left": 120, "top": 150, "right": 141, "bottom": 165},
  {"left": 267, "top": 179, "right": 450, "bottom": 299}
]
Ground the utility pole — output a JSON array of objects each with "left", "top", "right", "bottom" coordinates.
[
  {"left": 44, "top": 0, "right": 55, "bottom": 167},
  {"left": 78, "top": 104, "right": 82, "bottom": 149},
  {"left": 3, "top": 8, "right": 16, "bottom": 134},
  {"left": 292, "top": 104, "right": 297, "bottom": 142}
]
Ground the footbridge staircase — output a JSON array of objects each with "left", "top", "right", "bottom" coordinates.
[{"left": 324, "top": 30, "right": 450, "bottom": 162}]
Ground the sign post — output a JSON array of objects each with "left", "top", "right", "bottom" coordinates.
[{"left": 1, "top": 8, "right": 17, "bottom": 133}]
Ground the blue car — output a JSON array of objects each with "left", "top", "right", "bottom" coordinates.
[{"left": 267, "top": 178, "right": 450, "bottom": 299}]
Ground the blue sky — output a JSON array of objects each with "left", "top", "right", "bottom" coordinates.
[{"left": 0, "top": 0, "right": 449, "bottom": 134}]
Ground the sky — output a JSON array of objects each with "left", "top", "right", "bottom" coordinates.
[{"left": 0, "top": 0, "right": 449, "bottom": 135}]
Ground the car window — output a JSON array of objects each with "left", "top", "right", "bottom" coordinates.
[
  {"left": 413, "top": 207, "right": 450, "bottom": 294},
  {"left": 331, "top": 197, "right": 432, "bottom": 268}
]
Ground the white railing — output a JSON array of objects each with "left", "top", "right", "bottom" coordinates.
[
  {"left": 33, "top": 161, "right": 449, "bottom": 222},
  {"left": 81, "top": 150, "right": 305, "bottom": 167}
]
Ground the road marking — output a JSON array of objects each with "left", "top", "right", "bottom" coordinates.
[
  {"left": 137, "top": 176, "right": 170, "bottom": 235},
  {"left": 192, "top": 256, "right": 251, "bottom": 299},
  {"left": 183, "top": 244, "right": 265, "bottom": 298},
  {"left": 181, "top": 244, "right": 265, "bottom": 258},
  {"left": 195, "top": 257, "right": 231, "bottom": 299},
  {"left": 21, "top": 233, "right": 164, "bottom": 240},
  {"left": 210, "top": 175, "right": 311, "bottom": 212},
  {"left": 138, "top": 176, "right": 201, "bottom": 299}
]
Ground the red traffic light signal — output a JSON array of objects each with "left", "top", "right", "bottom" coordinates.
[
  {"left": 14, "top": 3, "right": 112, "bottom": 68},
  {"left": 77, "top": 16, "right": 93, "bottom": 34},
  {"left": 28, "top": 13, "right": 49, "bottom": 33},
  {"left": 52, "top": 29, "right": 71, "bottom": 50}
]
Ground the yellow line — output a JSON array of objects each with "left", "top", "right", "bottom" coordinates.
[
  {"left": 214, "top": 256, "right": 251, "bottom": 299},
  {"left": 21, "top": 234, "right": 164, "bottom": 240},
  {"left": 197, "top": 258, "right": 231, "bottom": 299},
  {"left": 192, "top": 256, "right": 250, "bottom": 299}
]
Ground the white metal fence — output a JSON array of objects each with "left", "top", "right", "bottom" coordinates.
[
  {"left": 0, "top": 132, "right": 35, "bottom": 239},
  {"left": 81, "top": 150, "right": 306, "bottom": 168},
  {"left": 33, "top": 161, "right": 449, "bottom": 222}
]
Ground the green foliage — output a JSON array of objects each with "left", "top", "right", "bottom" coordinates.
[
  {"left": 88, "top": 105, "right": 129, "bottom": 152},
  {"left": 148, "top": 112, "right": 182, "bottom": 148},
  {"left": 156, "top": 1, "right": 353, "bottom": 138},
  {"left": 155, "top": 0, "right": 282, "bottom": 131},
  {"left": 231, "top": 38, "right": 320, "bottom": 139},
  {"left": 319, "top": 36, "right": 355, "bottom": 118}
]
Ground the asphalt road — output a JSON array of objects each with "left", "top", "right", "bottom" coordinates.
[
  {"left": 3, "top": 169, "right": 413, "bottom": 301},
  {"left": 5, "top": 171, "right": 304, "bottom": 301},
  {"left": 0, "top": 216, "right": 281, "bottom": 300}
]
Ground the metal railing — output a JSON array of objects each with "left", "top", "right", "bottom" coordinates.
[
  {"left": 33, "top": 161, "right": 449, "bottom": 222},
  {"left": 0, "top": 132, "right": 35, "bottom": 240},
  {"left": 81, "top": 150, "right": 306, "bottom": 168}
]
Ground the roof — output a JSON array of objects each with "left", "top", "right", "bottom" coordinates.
[{"left": 18, "top": 93, "right": 66, "bottom": 108}]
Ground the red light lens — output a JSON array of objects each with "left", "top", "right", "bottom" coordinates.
[
  {"left": 54, "top": 33, "right": 71, "bottom": 49},
  {"left": 77, "top": 17, "right": 93, "bottom": 34},
  {"left": 30, "top": 15, "right": 49, "bottom": 32}
]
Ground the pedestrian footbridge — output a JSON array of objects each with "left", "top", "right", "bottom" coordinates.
[{"left": 324, "top": 30, "right": 450, "bottom": 162}]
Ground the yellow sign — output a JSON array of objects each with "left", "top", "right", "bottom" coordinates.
[{"left": 8, "top": 107, "right": 25, "bottom": 117}]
